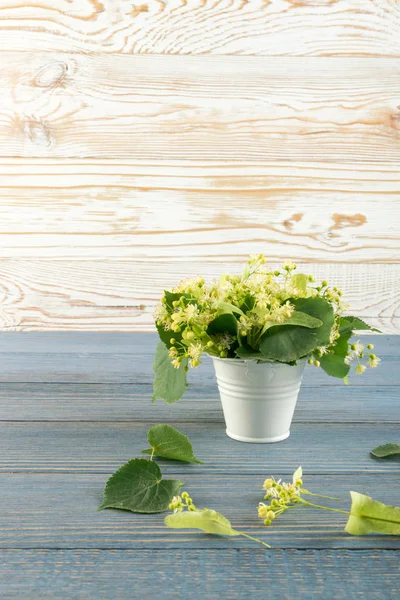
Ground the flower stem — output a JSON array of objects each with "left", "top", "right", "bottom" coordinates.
[
  {"left": 302, "top": 489, "right": 341, "bottom": 501},
  {"left": 298, "top": 498, "right": 349, "bottom": 515},
  {"left": 235, "top": 530, "right": 271, "bottom": 548}
]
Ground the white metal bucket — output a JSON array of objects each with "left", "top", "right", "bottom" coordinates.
[{"left": 211, "top": 357, "right": 306, "bottom": 443}]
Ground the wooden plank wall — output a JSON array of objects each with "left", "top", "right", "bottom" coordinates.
[{"left": 0, "top": 0, "right": 399, "bottom": 332}]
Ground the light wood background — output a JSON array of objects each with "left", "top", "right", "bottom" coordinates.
[{"left": 0, "top": 0, "right": 399, "bottom": 332}]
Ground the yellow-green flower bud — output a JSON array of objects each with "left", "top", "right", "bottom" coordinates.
[
  {"left": 314, "top": 360, "right": 320, "bottom": 367},
  {"left": 274, "top": 270, "right": 280, "bottom": 277},
  {"left": 206, "top": 341, "right": 214, "bottom": 348},
  {"left": 264, "top": 518, "right": 271, "bottom": 526},
  {"left": 170, "top": 338, "right": 176, "bottom": 345},
  {"left": 181, "top": 492, "right": 189, "bottom": 500},
  {"left": 321, "top": 280, "right": 328, "bottom": 287},
  {"left": 188, "top": 505, "right": 196, "bottom": 512},
  {"left": 240, "top": 330, "right": 247, "bottom": 337},
  {"left": 267, "top": 511, "right": 275, "bottom": 520},
  {"left": 263, "top": 478, "right": 274, "bottom": 490},
  {"left": 220, "top": 351, "right": 227, "bottom": 358},
  {"left": 295, "top": 478, "right": 303, "bottom": 487},
  {"left": 307, "top": 358, "right": 313, "bottom": 365},
  {"left": 367, "top": 343, "right": 374, "bottom": 350}
]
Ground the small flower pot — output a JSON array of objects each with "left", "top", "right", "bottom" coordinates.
[{"left": 211, "top": 357, "right": 306, "bottom": 443}]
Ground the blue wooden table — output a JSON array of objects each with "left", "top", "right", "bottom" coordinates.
[{"left": 0, "top": 333, "right": 399, "bottom": 599}]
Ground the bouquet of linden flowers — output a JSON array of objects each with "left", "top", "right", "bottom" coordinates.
[{"left": 153, "top": 255, "right": 380, "bottom": 404}]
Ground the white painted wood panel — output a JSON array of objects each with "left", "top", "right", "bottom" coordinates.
[
  {"left": 0, "top": 261, "right": 398, "bottom": 332},
  {"left": 1, "top": 54, "right": 400, "bottom": 163},
  {"left": 0, "top": 0, "right": 399, "bottom": 56}
]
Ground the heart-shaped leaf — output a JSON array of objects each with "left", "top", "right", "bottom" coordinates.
[
  {"left": 141, "top": 424, "right": 203, "bottom": 464},
  {"left": 370, "top": 443, "right": 400, "bottom": 458},
  {"left": 207, "top": 313, "right": 238, "bottom": 336},
  {"left": 98, "top": 459, "right": 183, "bottom": 514},
  {"left": 345, "top": 491, "right": 400, "bottom": 535},
  {"left": 235, "top": 346, "right": 269, "bottom": 360},
  {"left": 152, "top": 341, "right": 188, "bottom": 404},
  {"left": 260, "top": 297, "right": 334, "bottom": 362},
  {"left": 165, "top": 508, "right": 240, "bottom": 536},
  {"left": 260, "top": 310, "right": 323, "bottom": 337}
]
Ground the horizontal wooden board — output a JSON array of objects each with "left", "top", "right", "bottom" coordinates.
[
  {"left": 0, "top": 0, "right": 399, "bottom": 57},
  {"left": 1, "top": 383, "right": 398, "bottom": 423},
  {"left": 1, "top": 187, "right": 399, "bottom": 262},
  {"left": 1, "top": 421, "right": 398, "bottom": 474},
  {"left": 0, "top": 473, "right": 398, "bottom": 549},
  {"left": 0, "top": 334, "right": 397, "bottom": 383},
  {"left": 0, "top": 549, "right": 398, "bottom": 600},
  {"left": 1, "top": 54, "right": 400, "bottom": 162},
  {"left": 1, "top": 333, "right": 398, "bottom": 356},
  {"left": 1, "top": 158, "right": 399, "bottom": 192},
  {"left": 0, "top": 261, "right": 398, "bottom": 332}
]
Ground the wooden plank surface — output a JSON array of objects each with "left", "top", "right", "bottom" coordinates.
[
  {"left": 1, "top": 188, "right": 399, "bottom": 263},
  {"left": 0, "top": 334, "right": 397, "bottom": 383},
  {"left": 1, "top": 383, "right": 398, "bottom": 423},
  {"left": 1, "top": 421, "right": 399, "bottom": 474},
  {"left": 0, "top": 473, "right": 399, "bottom": 549},
  {"left": 0, "top": 332, "right": 399, "bottom": 597},
  {"left": 1, "top": 54, "right": 400, "bottom": 163},
  {"left": 0, "top": 262, "right": 398, "bottom": 332},
  {"left": 0, "top": 0, "right": 399, "bottom": 57},
  {"left": 0, "top": 549, "right": 399, "bottom": 600}
]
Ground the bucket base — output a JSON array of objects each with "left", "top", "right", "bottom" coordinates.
[{"left": 226, "top": 429, "right": 290, "bottom": 444}]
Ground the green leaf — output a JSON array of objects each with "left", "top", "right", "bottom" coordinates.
[
  {"left": 345, "top": 491, "right": 400, "bottom": 535},
  {"left": 165, "top": 508, "right": 241, "bottom": 537},
  {"left": 291, "top": 273, "right": 308, "bottom": 294},
  {"left": 141, "top": 424, "right": 203, "bottom": 464},
  {"left": 319, "top": 353, "right": 350, "bottom": 378},
  {"left": 99, "top": 459, "right": 183, "bottom": 514},
  {"left": 319, "top": 328, "right": 352, "bottom": 379},
  {"left": 339, "top": 316, "right": 381, "bottom": 335},
  {"left": 217, "top": 302, "right": 245, "bottom": 317},
  {"left": 370, "top": 443, "right": 400, "bottom": 458},
  {"left": 260, "top": 310, "right": 323, "bottom": 337},
  {"left": 240, "top": 294, "right": 256, "bottom": 313},
  {"left": 152, "top": 341, "right": 188, "bottom": 404},
  {"left": 235, "top": 346, "right": 268, "bottom": 360},
  {"left": 163, "top": 291, "right": 192, "bottom": 309},
  {"left": 207, "top": 313, "right": 238, "bottom": 336},
  {"left": 260, "top": 297, "right": 334, "bottom": 362}
]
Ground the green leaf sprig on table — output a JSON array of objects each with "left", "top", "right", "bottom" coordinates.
[
  {"left": 98, "top": 424, "right": 198, "bottom": 514},
  {"left": 165, "top": 491, "right": 270, "bottom": 548},
  {"left": 370, "top": 443, "right": 400, "bottom": 458},
  {"left": 141, "top": 423, "right": 203, "bottom": 464},
  {"left": 153, "top": 254, "right": 381, "bottom": 404},
  {"left": 98, "top": 424, "right": 270, "bottom": 547},
  {"left": 257, "top": 467, "right": 400, "bottom": 536}
]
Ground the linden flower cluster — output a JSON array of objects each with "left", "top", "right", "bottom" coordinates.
[
  {"left": 154, "top": 254, "right": 379, "bottom": 373},
  {"left": 258, "top": 468, "right": 304, "bottom": 526},
  {"left": 169, "top": 492, "right": 196, "bottom": 512},
  {"left": 344, "top": 341, "right": 380, "bottom": 374}
]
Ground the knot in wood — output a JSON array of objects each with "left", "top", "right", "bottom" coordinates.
[{"left": 33, "top": 61, "right": 68, "bottom": 89}]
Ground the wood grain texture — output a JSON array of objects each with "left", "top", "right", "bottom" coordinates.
[
  {"left": 1, "top": 421, "right": 399, "bottom": 474},
  {"left": 1, "top": 473, "right": 399, "bottom": 549},
  {"left": 0, "top": 549, "right": 399, "bottom": 600},
  {"left": 1, "top": 54, "right": 400, "bottom": 163},
  {"left": 1, "top": 383, "right": 399, "bottom": 423},
  {"left": 0, "top": 0, "right": 399, "bottom": 56},
  {"left": 0, "top": 334, "right": 398, "bottom": 384},
  {"left": 1, "top": 185, "right": 399, "bottom": 262},
  {"left": 0, "top": 261, "right": 398, "bottom": 332}
]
